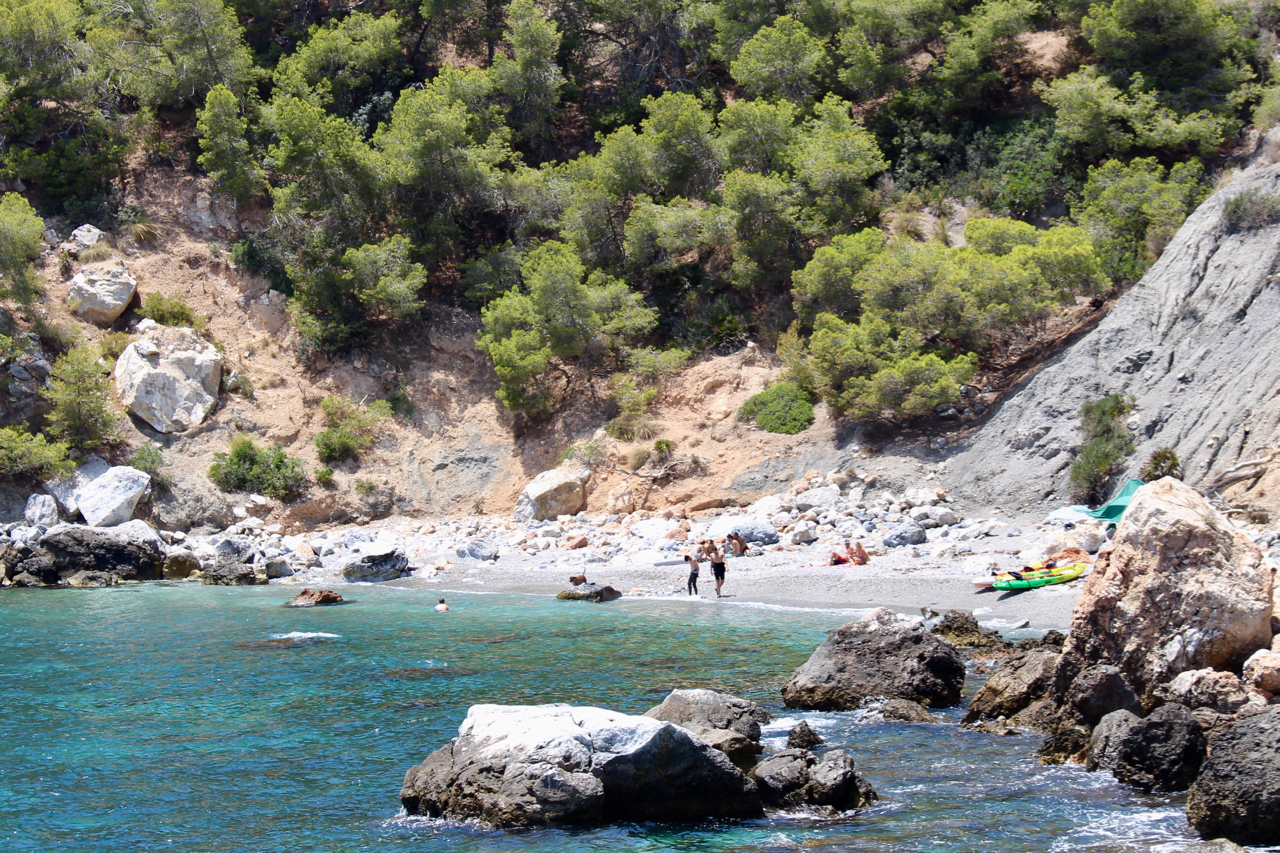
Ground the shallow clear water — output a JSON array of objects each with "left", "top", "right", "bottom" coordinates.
[{"left": 0, "top": 584, "right": 1255, "bottom": 852}]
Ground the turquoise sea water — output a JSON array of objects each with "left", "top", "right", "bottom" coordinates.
[{"left": 0, "top": 584, "right": 1252, "bottom": 852}]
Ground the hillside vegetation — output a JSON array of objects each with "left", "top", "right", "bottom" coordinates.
[{"left": 2, "top": 0, "right": 1278, "bottom": 469}]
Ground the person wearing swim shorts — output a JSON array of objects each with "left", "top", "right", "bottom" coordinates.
[
  {"left": 684, "top": 553, "right": 700, "bottom": 596},
  {"left": 705, "top": 539, "right": 727, "bottom": 597}
]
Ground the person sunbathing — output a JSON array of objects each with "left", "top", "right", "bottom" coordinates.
[{"left": 827, "top": 541, "right": 869, "bottom": 566}]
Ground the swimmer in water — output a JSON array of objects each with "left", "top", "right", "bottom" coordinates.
[{"left": 434, "top": 599, "right": 449, "bottom": 612}]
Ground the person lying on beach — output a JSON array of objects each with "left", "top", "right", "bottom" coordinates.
[
  {"left": 827, "top": 541, "right": 869, "bottom": 566},
  {"left": 726, "top": 532, "right": 748, "bottom": 556}
]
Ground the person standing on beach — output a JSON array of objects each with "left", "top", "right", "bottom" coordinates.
[
  {"left": 706, "top": 539, "right": 727, "bottom": 597},
  {"left": 684, "top": 553, "right": 700, "bottom": 596}
]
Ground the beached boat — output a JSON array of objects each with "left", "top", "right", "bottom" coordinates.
[
  {"left": 990, "top": 562, "right": 1086, "bottom": 591},
  {"left": 972, "top": 562, "right": 1087, "bottom": 589}
]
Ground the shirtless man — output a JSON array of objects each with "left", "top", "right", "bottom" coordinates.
[
  {"left": 684, "top": 552, "right": 700, "bottom": 596},
  {"left": 705, "top": 539, "right": 727, "bottom": 597},
  {"left": 827, "top": 541, "right": 870, "bottom": 566},
  {"left": 434, "top": 598, "right": 450, "bottom": 612}
]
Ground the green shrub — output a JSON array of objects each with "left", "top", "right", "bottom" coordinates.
[
  {"left": 313, "top": 395, "right": 391, "bottom": 463},
  {"left": 139, "top": 292, "right": 206, "bottom": 330},
  {"left": 1069, "top": 393, "right": 1135, "bottom": 504},
  {"left": 1223, "top": 188, "right": 1280, "bottom": 232},
  {"left": 653, "top": 438, "right": 674, "bottom": 459},
  {"left": 100, "top": 332, "right": 134, "bottom": 362},
  {"left": 42, "top": 344, "right": 121, "bottom": 453},
  {"left": 557, "top": 440, "right": 604, "bottom": 466},
  {"left": 354, "top": 478, "right": 376, "bottom": 495},
  {"left": 208, "top": 435, "right": 309, "bottom": 501},
  {"left": 315, "top": 465, "right": 335, "bottom": 487},
  {"left": 604, "top": 374, "right": 657, "bottom": 441},
  {"left": 127, "top": 442, "right": 171, "bottom": 488},
  {"left": 385, "top": 381, "right": 414, "bottom": 417},
  {"left": 627, "top": 347, "right": 689, "bottom": 384},
  {"left": 0, "top": 427, "right": 73, "bottom": 481},
  {"left": 739, "top": 381, "right": 815, "bottom": 434},
  {"left": 226, "top": 374, "right": 255, "bottom": 397},
  {"left": 1140, "top": 446, "right": 1182, "bottom": 481}
]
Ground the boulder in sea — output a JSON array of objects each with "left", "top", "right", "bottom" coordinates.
[
  {"left": 286, "top": 588, "right": 344, "bottom": 607},
  {"left": 1058, "top": 664, "right": 1142, "bottom": 728},
  {"left": 1186, "top": 706, "right": 1280, "bottom": 846},
  {"left": 963, "top": 650, "right": 1059, "bottom": 725},
  {"left": 644, "top": 688, "right": 771, "bottom": 765},
  {"left": 786, "top": 721, "right": 823, "bottom": 750},
  {"left": 339, "top": 543, "right": 409, "bottom": 582},
  {"left": 748, "top": 749, "right": 878, "bottom": 812},
  {"left": 878, "top": 698, "right": 936, "bottom": 723},
  {"left": 1048, "top": 479, "right": 1273, "bottom": 714},
  {"left": 1086, "top": 709, "right": 1141, "bottom": 773},
  {"left": 63, "top": 570, "right": 117, "bottom": 588},
  {"left": 114, "top": 326, "right": 223, "bottom": 433},
  {"left": 513, "top": 466, "right": 590, "bottom": 523},
  {"left": 74, "top": 466, "right": 150, "bottom": 527},
  {"left": 781, "top": 608, "right": 966, "bottom": 710},
  {"left": 1036, "top": 726, "right": 1090, "bottom": 765},
  {"left": 399, "top": 703, "right": 763, "bottom": 826},
  {"left": 931, "top": 610, "right": 1005, "bottom": 649},
  {"left": 1109, "top": 703, "right": 1206, "bottom": 793},
  {"left": 38, "top": 520, "right": 165, "bottom": 583},
  {"left": 162, "top": 550, "right": 200, "bottom": 579},
  {"left": 556, "top": 583, "right": 621, "bottom": 602}
]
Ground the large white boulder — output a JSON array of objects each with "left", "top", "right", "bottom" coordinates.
[
  {"left": 74, "top": 466, "right": 151, "bottom": 527},
  {"left": 43, "top": 456, "right": 111, "bottom": 516},
  {"left": 399, "top": 703, "right": 762, "bottom": 826},
  {"left": 795, "top": 485, "right": 840, "bottom": 512},
  {"left": 115, "top": 326, "right": 222, "bottom": 432},
  {"left": 67, "top": 262, "right": 137, "bottom": 325},
  {"left": 62, "top": 224, "right": 105, "bottom": 256},
  {"left": 24, "top": 493, "right": 58, "bottom": 527},
  {"left": 513, "top": 466, "right": 590, "bottom": 522}
]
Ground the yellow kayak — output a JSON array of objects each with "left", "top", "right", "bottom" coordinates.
[{"left": 991, "top": 562, "right": 1086, "bottom": 590}]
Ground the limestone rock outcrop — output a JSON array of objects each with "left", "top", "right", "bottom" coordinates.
[
  {"left": 781, "top": 607, "right": 966, "bottom": 709},
  {"left": 947, "top": 163, "right": 1280, "bottom": 508},
  {"left": 513, "top": 467, "right": 590, "bottom": 523},
  {"left": 1186, "top": 706, "right": 1280, "bottom": 845},
  {"left": 1049, "top": 479, "right": 1273, "bottom": 712},
  {"left": 67, "top": 262, "right": 136, "bottom": 325},
  {"left": 73, "top": 466, "right": 150, "bottom": 527},
  {"left": 44, "top": 456, "right": 110, "bottom": 516},
  {"left": 115, "top": 326, "right": 222, "bottom": 433},
  {"left": 400, "top": 703, "right": 763, "bottom": 826}
]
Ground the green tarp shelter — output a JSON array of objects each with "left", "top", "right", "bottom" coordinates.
[{"left": 1089, "top": 478, "right": 1144, "bottom": 524}]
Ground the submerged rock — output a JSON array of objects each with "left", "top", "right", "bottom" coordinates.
[
  {"left": 556, "top": 583, "right": 621, "bottom": 602},
  {"left": 400, "top": 703, "right": 762, "bottom": 826},
  {"left": 781, "top": 608, "right": 966, "bottom": 709},
  {"left": 286, "top": 588, "right": 344, "bottom": 607}
]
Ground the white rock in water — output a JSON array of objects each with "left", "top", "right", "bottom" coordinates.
[
  {"left": 24, "top": 493, "right": 58, "bottom": 527},
  {"left": 43, "top": 456, "right": 111, "bottom": 515},
  {"left": 74, "top": 466, "right": 151, "bottom": 527},
  {"left": 67, "top": 262, "right": 136, "bottom": 325},
  {"left": 114, "top": 326, "right": 222, "bottom": 432},
  {"left": 513, "top": 467, "right": 590, "bottom": 522}
]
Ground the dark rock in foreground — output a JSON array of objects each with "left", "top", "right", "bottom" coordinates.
[
  {"left": 963, "top": 650, "right": 1059, "bottom": 725},
  {"left": 401, "top": 704, "right": 762, "bottom": 826},
  {"left": 1037, "top": 727, "right": 1090, "bottom": 765},
  {"left": 1186, "top": 706, "right": 1280, "bottom": 845},
  {"left": 748, "top": 749, "right": 877, "bottom": 811},
  {"left": 1109, "top": 703, "right": 1205, "bottom": 793},
  {"left": 339, "top": 544, "right": 409, "bottom": 582},
  {"left": 931, "top": 610, "right": 1004, "bottom": 649},
  {"left": 39, "top": 521, "right": 164, "bottom": 583},
  {"left": 556, "top": 583, "right": 621, "bottom": 602},
  {"left": 781, "top": 608, "right": 965, "bottom": 709},
  {"left": 286, "top": 588, "right": 345, "bottom": 607}
]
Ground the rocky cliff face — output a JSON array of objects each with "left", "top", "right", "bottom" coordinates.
[{"left": 947, "top": 164, "right": 1280, "bottom": 507}]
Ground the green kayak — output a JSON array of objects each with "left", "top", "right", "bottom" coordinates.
[{"left": 992, "top": 562, "right": 1086, "bottom": 591}]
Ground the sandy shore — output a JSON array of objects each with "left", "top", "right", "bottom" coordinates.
[{"left": 391, "top": 526, "right": 1085, "bottom": 631}]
